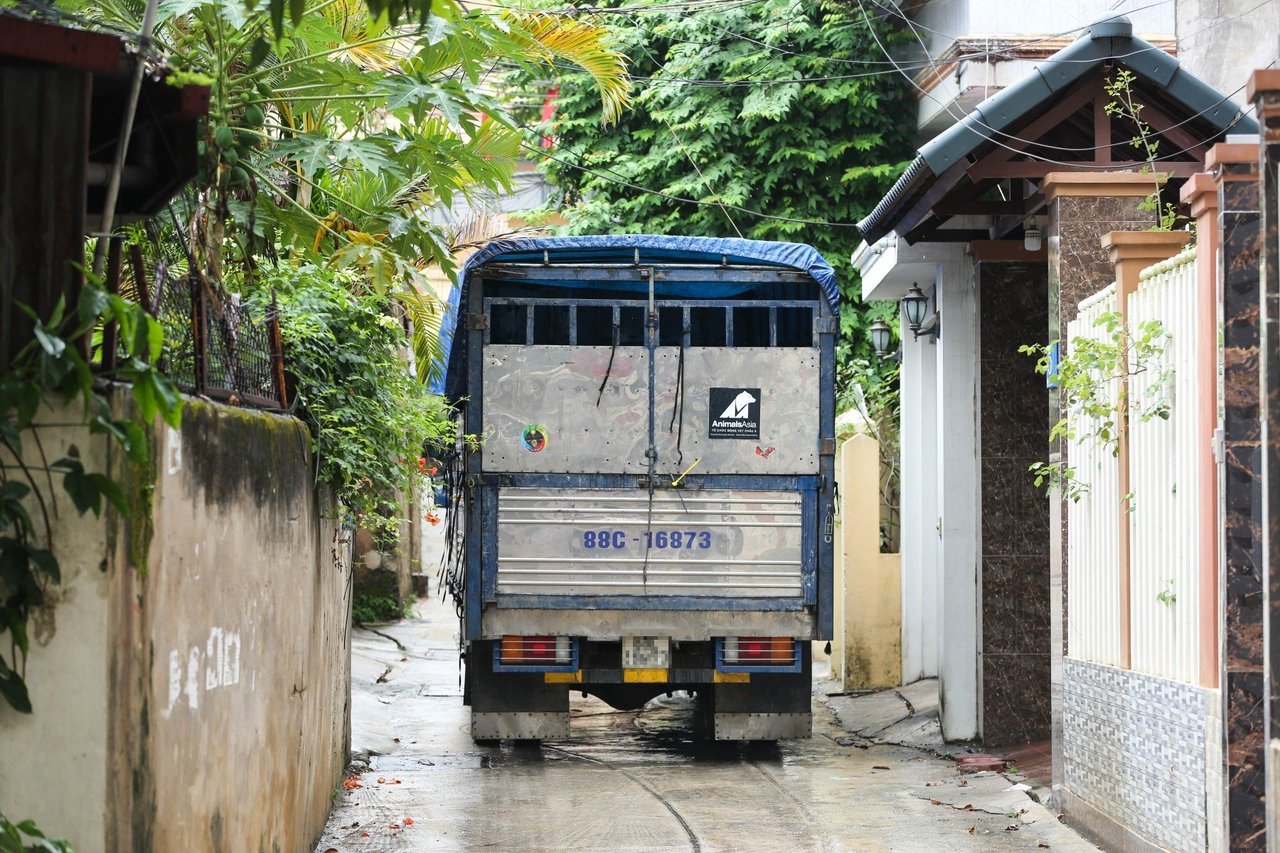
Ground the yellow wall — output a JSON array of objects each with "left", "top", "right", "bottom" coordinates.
[{"left": 832, "top": 434, "right": 902, "bottom": 689}]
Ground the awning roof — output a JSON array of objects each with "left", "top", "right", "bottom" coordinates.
[{"left": 856, "top": 16, "right": 1258, "bottom": 245}]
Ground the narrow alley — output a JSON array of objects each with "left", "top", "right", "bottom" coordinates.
[{"left": 314, "top": 590, "right": 1094, "bottom": 853}]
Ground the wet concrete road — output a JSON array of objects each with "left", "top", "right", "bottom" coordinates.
[{"left": 315, "top": 595, "right": 1095, "bottom": 853}]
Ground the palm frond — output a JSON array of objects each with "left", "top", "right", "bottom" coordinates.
[{"left": 502, "top": 11, "right": 631, "bottom": 125}]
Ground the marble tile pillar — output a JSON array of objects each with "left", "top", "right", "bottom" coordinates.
[
  {"left": 1247, "top": 69, "right": 1280, "bottom": 851},
  {"left": 1041, "top": 172, "right": 1155, "bottom": 796},
  {"left": 1210, "top": 139, "right": 1265, "bottom": 850},
  {"left": 975, "top": 250, "right": 1050, "bottom": 747}
]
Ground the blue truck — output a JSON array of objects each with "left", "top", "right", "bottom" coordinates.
[{"left": 434, "top": 235, "right": 838, "bottom": 741}]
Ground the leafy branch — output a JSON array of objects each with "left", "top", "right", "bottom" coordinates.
[
  {"left": 1020, "top": 310, "right": 1171, "bottom": 501},
  {"left": 1103, "top": 70, "right": 1184, "bottom": 232}
]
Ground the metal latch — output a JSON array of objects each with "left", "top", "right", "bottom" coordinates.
[
  {"left": 814, "top": 316, "right": 838, "bottom": 335},
  {"left": 466, "top": 313, "right": 488, "bottom": 330}
]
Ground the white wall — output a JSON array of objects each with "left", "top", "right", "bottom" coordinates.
[
  {"left": 0, "top": 404, "right": 109, "bottom": 848},
  {"left": 965, "top": 0, "right": 1173, "bottom": 39},
  {"left": 900, "top": 308, "right": 940, "bottom": 683},
  {"left": 934, "top": 251, "right": 982, "bottom": 741},
  {"left": 1176, "top": 0, "right": 1279, "bottom": 102}
]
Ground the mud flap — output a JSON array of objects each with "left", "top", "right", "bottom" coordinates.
[
  {"left": 711, "top": 645, "right": 813, "bottom": 740},
  {"left": 467, "top": 640, "right": 569, "bottom": 741}
]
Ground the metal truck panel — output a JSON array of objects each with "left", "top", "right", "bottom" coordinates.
[
  {"left": 495, "top": 488, "right": 803, "bottom": 598},
  {"left": 482, "top": 345, "right": 650, "bottom": 473},
  {"left": 653, "top": 347, "right": 820, "bottom": 476}
]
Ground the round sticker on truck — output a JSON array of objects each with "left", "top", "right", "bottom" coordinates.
[{"left": 521, "top": 425, "right": 548, "bottom": 452}]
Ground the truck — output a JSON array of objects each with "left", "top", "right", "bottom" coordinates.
[{"left": 433, "top": 235, "right": 838, "bottom": 742}]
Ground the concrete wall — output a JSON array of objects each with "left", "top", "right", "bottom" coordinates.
[
  {"left": 0, "top": 393, "right": 352, "bottom": 853},
  {"left": 833, "top": 435, "right": 902, "bottom": 689},
  {"left": 1176, "top": 0, "right": 1279, "bottom": 107}
]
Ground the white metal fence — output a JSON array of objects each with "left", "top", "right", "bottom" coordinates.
[
  {"left": 1066, "top": 283, "right": 1123, "bottom": 667},
  {"left": 1064, "top": 247, "right": 1202, "bottom": 684},
  {"left": 1127, "top": 248, "right": 1200, "bottom": 683}
]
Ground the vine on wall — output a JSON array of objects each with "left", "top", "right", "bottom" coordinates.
[{"left": 0, "top": 282, "right": 182, "bottom": 715}]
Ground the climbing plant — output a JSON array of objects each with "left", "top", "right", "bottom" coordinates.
[
  {"left": 245, "top": 262, "right": 452, "bottom": 539},
  {"left": 509, "top": 0, "right": 914, "bottom": 390},
  {"left": 0, "top": 282, "right": 182, "bottom": 714}
]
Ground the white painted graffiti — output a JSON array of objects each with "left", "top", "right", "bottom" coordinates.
[{"left": 164, "top": 626, "right": 243, "bottom": 716}]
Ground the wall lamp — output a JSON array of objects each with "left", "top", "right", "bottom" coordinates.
[
  {"left": 1023, "top": 216, "right": 1042, "bottom": 252},
  {"left": 901, "top": 283, "right": 940, "bottom": 341},
  {"left": 869, "top": 318, "right": 892, "bottom": 357}
]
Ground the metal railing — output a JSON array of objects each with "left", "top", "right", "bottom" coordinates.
[
  {"left": 1128, "top": 247, "right": 1200, "bottom": 684},
  {"left": 102, "top": 239, "right": 289, "bottom": 411},
  {"left": 1064, "top": 246, "right": 1202, "bottom": 685},
  {"left": 1065, "top": 283, "right": 1123, "bottom": 668}
]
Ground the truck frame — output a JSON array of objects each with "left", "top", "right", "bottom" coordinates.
[{"left": 435, "top": 235, "right": 838, "bottom": 742}]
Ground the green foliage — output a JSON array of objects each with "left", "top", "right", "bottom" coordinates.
[
  {"left": 1020, "top": 310, "right": 1172, "bottom": 501},
  {"left": 512, "top": 0, "right": 915, "bottom": 396},
  {"left": 0, "top": 282, "right": 181, "bottom": 713},
  {"left": 63, "top": 0, "right": 629, "bottom": 383},
  {"left": 351, "top": 590, "right": 408, "bottom": 624},
  {"left": 0, "top": 814, "right": 73, "bottom": 853},
  {"left": 1103, "top": 70, "right": 1185, "bottom": 232},
  {"left": 247, "top": 263, "right": 453, "bottom": 536},
  {"left": 1157, "top": 578, "right": 1176, "bottom": 606}
]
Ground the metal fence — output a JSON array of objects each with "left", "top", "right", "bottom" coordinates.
[
  {"left": 1065, "top": 282, "right": 1123, "bottom": 668},
  {"left": 1064, "top": 247, "right": 1202, "bottom": 685},
  {"left": 1128, "top": 247, "right": 1200, "bottom": 684},
  {"left": 103, "top": 239, "right": 288, "bottom": 411}
]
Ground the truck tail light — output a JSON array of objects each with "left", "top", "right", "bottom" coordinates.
[
  {"left": 723, "top": 636, "right": 796, "bottom": 667},
  {"left": 499, "top": 635, "right": 572, "bottom": 665}
]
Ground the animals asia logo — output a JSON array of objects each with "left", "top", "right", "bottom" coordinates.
[{"left": 708, "top": 387, "right": 761, "bottom": 440}]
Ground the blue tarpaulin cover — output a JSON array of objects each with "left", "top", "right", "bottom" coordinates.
[{"left": 432, "top": 235, "right": 840, "bottom": 397}]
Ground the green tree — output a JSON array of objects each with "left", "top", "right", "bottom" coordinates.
[
  {"left": 512, "top": 0, "right": 914, "bottom": 394},
  {"left": 64, "top": 0, "right": 630, "bottom": 380}
]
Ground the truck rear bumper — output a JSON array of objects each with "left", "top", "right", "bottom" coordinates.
[{"left": 481, "top": 607, "right": 820, "bottom": 641}]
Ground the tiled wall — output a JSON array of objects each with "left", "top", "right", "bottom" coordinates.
[
  {"left": 978, "top": 262, "right": 1051, "bottom": 746},
  {"left": 1063, "top": 657, "right": 1211, "bottom": 852}
]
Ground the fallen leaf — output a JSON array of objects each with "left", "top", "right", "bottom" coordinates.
[
  {"left": 377, "top": 777, "right": 386, "bottom": 784},
  {"left": 391, "top": 778, "right": 402, "bottom": 784},
  {"left": 400, "top": 657, "right": 408, "bottom": 662},
  {"left": 961, "top": 804, "right": 973, "bottom": 811},
  {"left": 931, "top": 800, "right": 942, "bottom": 806},
  {"left": 1005, "top": 825, "right": 1019, "bottom": 831},
  {"left": 1039, "top": 845, "right": 1051, "bottom": 849},
  {"left": 967, "top": 827, "right": 975, "bottom": 834},
  {"left": 872, "top": 765, "right": 890, "bottom": 770},
  {"left": 342, "top": 777, "right": 362, "bottom": 790},
  {"left": 403, "top": 817, "right": 415, "bottom": 826},
  {"left": 360, "top": 831, "right": 370, "bottom": 838},
  {"left": 393, "top": 737, "right": 401, "bottom": 743}
]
